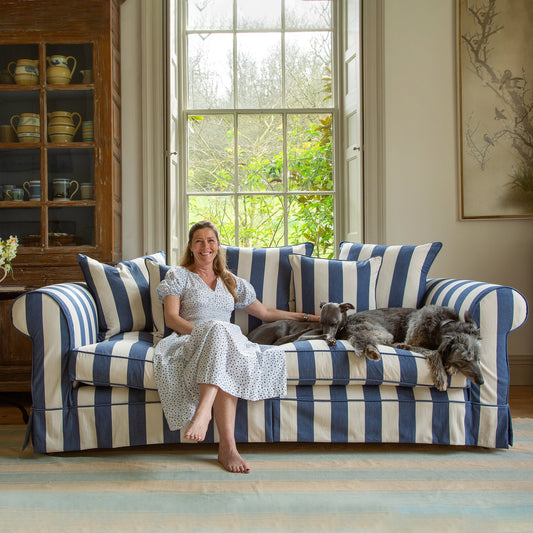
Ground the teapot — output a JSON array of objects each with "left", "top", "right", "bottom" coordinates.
[
  {"left": 7, "top": 59, "right": 39, "bottom": 85},
  {"left": 46, "top": 55, "right": 77, "bottom": 85}
]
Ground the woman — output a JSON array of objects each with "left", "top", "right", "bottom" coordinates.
[{"left": 154, "top": 221, "right": 319, "bottom": 473}]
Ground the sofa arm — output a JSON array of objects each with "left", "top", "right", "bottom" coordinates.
[
  {"left": 422, "top": 278, "right": 528, "bottom": 406},
  {"left": 11, "top": 282, "right": 98, "bottom": 411}
]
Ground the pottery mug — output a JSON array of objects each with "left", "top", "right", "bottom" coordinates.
[
  {"left": 0, "top": 125, "right": 16, "bottom": 142},
  {"left": 12, "top": 187, "right": 24, "bottom": 201},
  {"left": 2, "top": 184, "right": 15, "bottom": 201},
  {"left": 52, "top": 178, "right": 79, "bottom": 201},
  {"left": 80, "top": 182, "right": 94, "bottom": 200},
  {"left": 23, "top": 179, "right": 41, "bottom": 201}
]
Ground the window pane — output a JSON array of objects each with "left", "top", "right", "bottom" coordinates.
[
  {"left": 285, "top": 32, "right": 332, "bottom": 108},
  {"left": 188, "top": 115, "right": 234, "bottom": 192},
  {"left": 285, "top": 0, "right": 332, "bottom": 29},
  {"left": 288, "top": 194, "right": 334, "bottom": 258},
  {"left": 188, "top": 33, "right": 233, "bottom": 109},
  {"left": 188, "top": 195, "right": 236, "bottom": 244},
  {"left": 237, "top": 195, "right": 285, "bottom": 247},
  {"left": 187, "top": 0, "right": 233, "bottom": 30},
  {"left": 238, "top": 114, "right": 283, "bottom": 192},
  {"left": 237, "top": 33, "right": 282, "bottom": 108},
  {"left": 237, "top": 0, "right": 281, "bottom": 30},
  {"left": 287, "top": 113, "right": 333, "bottom": 192}
]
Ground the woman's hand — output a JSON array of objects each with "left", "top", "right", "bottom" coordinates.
[{"left": 245, "top": 299, "right": 320, "bottom": 323}]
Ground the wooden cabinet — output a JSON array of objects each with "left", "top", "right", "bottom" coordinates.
[{"left": 0, "top": 0, "right": 122, "bottom": 390}]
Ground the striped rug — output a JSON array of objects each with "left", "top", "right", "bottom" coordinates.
[{"left": 1, "top": 420, "right": 532, "bottom": 533}]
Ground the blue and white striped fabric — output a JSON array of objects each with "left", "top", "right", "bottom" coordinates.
[
  {"left": 288, "top": 254, "right": 382, "bottom": 314},
  {"left": 223, "top": 243, "right": 314, "bottom": 334},
  {"left": 146, "top": 259, "right": 172, "bottom": 341},
  {"left": 78, "top": 251, "right": 166, "bottom": 339},
  {"left": 338, "top": 241, "right": 442, "bottom": 308},
  {"left": 10, "top": 272, "right": 528, "bottom": 453}
]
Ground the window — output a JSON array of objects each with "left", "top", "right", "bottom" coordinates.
[{"left": 168, "top": 0, "right": 361, "bottom": 258}]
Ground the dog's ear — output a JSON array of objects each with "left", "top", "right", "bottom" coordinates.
[
  {"left": 463, "top": 310, "right": 477, "bottom": 326},
  {"left": 320, "top": 301, "right": 327, "bottom": 308},
  {"left": 339, "top": 302, "right": 355, "bottom": 313}
]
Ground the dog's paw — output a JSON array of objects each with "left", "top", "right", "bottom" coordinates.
[
  {"left": 327, "top": 337, "right": 337, "bottom": 346},
  {"left": 363, "top": 345, "right": 381, "bottom": 361},
  {"left": 434, "top": 374, "right": 448, "bottom": 391}
]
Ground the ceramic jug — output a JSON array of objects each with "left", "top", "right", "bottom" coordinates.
[
  {"left": 7, "top": 59, "right": 39, "bottom": 85},
  {"left": 10, "top": 113, "right": 40, "bottom": 143},
  {"left": 47, "top": 111, "right": 81, "bottom": 142},
  {"left": 46, "top": 55, "right": 77, "bottom": 85},
  {"left": 23, "top": 179, "right": 41, "bottom": 201}
]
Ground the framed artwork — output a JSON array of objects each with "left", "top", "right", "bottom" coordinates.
[{"left": 457, "top": 0, "right": 533, "bottom": 219}]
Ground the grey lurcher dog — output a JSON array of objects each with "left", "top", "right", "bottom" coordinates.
[{"left": 247, "top": 303, "right": 484, "bottom": 391}]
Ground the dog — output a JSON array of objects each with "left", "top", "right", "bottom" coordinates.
[
  {"left": 246, "top": 302, "right": 353, "bottom": 346},
  {"left": 337, "top": 304, "right": 484, "bottom": 391}
]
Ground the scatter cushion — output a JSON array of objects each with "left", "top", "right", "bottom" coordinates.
[
  {"left": 146, "top": 259, "right": 172, "bottom": 341},
  {"left": 338, "top": 242, "right": 442, "bottom": 308},
  {"left": 288, "top": 254, "right": 382, "bottom": 315},
  {"left": 78, "top": 251, "right": 166, "bottom": 339},
  {"left": 222, "top": 243, "right": 314, "bottom": 334}
]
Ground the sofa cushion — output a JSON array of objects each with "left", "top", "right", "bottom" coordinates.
[
  {"left": 338, "top": 242, "right": 442, "bottom": 308},
  {"left": 71, "top": 331, "right": 156, "bottom": 390},
  {"left": 222, "top": 243, "right": 314, "bottom": 334},
  {"left": 70, "top": 335, "right": 466, "bottom": 391},
  {"left": 288, "top": 254, "right": 382, "bottom": 314},
  {"left": 78, "top": 251, "right": 166, "bottom": 339},
  {"left": 146, "top": 259, "right": 172, "bottom": 342}
]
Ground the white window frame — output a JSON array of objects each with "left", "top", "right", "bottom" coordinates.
[{"left": 138, "top": 0, "right": 385, "bottom": 261}]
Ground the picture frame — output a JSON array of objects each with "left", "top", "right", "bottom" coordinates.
[{"left": 457, "top": 0, "right": 533, "bottom": 219}]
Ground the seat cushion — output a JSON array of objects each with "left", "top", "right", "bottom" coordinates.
[
  {"left": 70, "top": 333, "right": 467, "bottom": 391},
  {"left": 71, "top": 331, "right": 156, "bottom": 390}
]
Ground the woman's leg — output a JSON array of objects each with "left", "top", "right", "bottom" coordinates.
[
  {"left": 184, "top": 383, "right": 218, "bottom": 442},
  {"left": 213, "top": 390, "right": 250, "bottom": 473}
]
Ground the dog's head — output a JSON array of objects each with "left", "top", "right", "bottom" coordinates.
[
  {"left": 320, "top": 302, "right": 354, "bottom": 346},
  {"left": 440, "top": 330, "right": 484, "bottom": 386}
]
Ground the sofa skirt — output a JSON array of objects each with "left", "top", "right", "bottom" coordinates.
[{"left": 27, "top": 383, "right": 511, "bottom": 453}]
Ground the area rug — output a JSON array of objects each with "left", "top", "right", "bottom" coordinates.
[{"left": 1, "top": 420, "right": 532, "bottom": 533}]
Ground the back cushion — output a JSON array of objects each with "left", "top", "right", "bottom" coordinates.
[
  {"left": 222, "top": 243, "right": 314, "bottom": 334},
  {"left": 78, "top": 251, "right": 166, "bottom": 339},
  {"left": 338, "top": 242, "right": 442, "bottom": 308},
  {"left": 288, "top": 254, "right": 382, "bottom": 314}
]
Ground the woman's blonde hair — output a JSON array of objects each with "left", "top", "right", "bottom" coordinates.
[{"left": 180, "top": 220, "right": 238, "bottom": 302}]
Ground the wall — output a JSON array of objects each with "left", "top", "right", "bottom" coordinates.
[
  {"left": 382, "top": 0, "right": 532, "bottom": 383},
  {"left": 119, "top": 0, "right": 532, "bottom": 383}
]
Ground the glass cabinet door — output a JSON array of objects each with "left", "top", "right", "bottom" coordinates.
[{"left": 0, "top": 42, "right": 96, "bottom": 249}]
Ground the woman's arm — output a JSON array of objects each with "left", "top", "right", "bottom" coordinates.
[
  {"left": 163, "top": 295, "right": 195, "bottom": 334},
  {"left": 244, "top": 299, "right": 320, "bottom": 323}
]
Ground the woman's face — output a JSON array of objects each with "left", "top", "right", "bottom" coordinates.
[{"left": 189, "top": 228, "right": 219, "bottom": 267}]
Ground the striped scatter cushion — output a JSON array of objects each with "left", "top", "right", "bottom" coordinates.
[
  {"left": 223, "top": 243, "right": 314, "bottom": 334},
  {"left": 288, "top": 254, "right": 382, "bottom": 315},
  {"left": 146, "top": 259, "right": 172, "bottom": 341},
  {"left": 78, "top": 251, "right": 166, "bottom": 339},
  {"left": 339, "top": 242, "right": 442, "bottom": 308}
]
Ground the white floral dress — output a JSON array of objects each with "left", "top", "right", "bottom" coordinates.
[{"left": 154, "top": 266, "right": 287, "bottom": 431}]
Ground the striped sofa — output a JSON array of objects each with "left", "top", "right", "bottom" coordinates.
[{"left": 11, "top": 242, "right": 528, "bottom": 453}]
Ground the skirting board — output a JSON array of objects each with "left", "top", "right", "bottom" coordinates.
[{"left": 510, "top": 354, "right": 533, "bottom": 386}]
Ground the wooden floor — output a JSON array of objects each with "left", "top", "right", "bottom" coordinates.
[{"left": 1, "top": 387, "right": 532, "bottom": 426}]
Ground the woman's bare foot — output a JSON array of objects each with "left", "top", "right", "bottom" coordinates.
[
  {"left": 184, "top": 411, "right": 211, "bottom": 442},
  {"left": 218, "top": 444, "right": 250, "bottom": 473}
]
